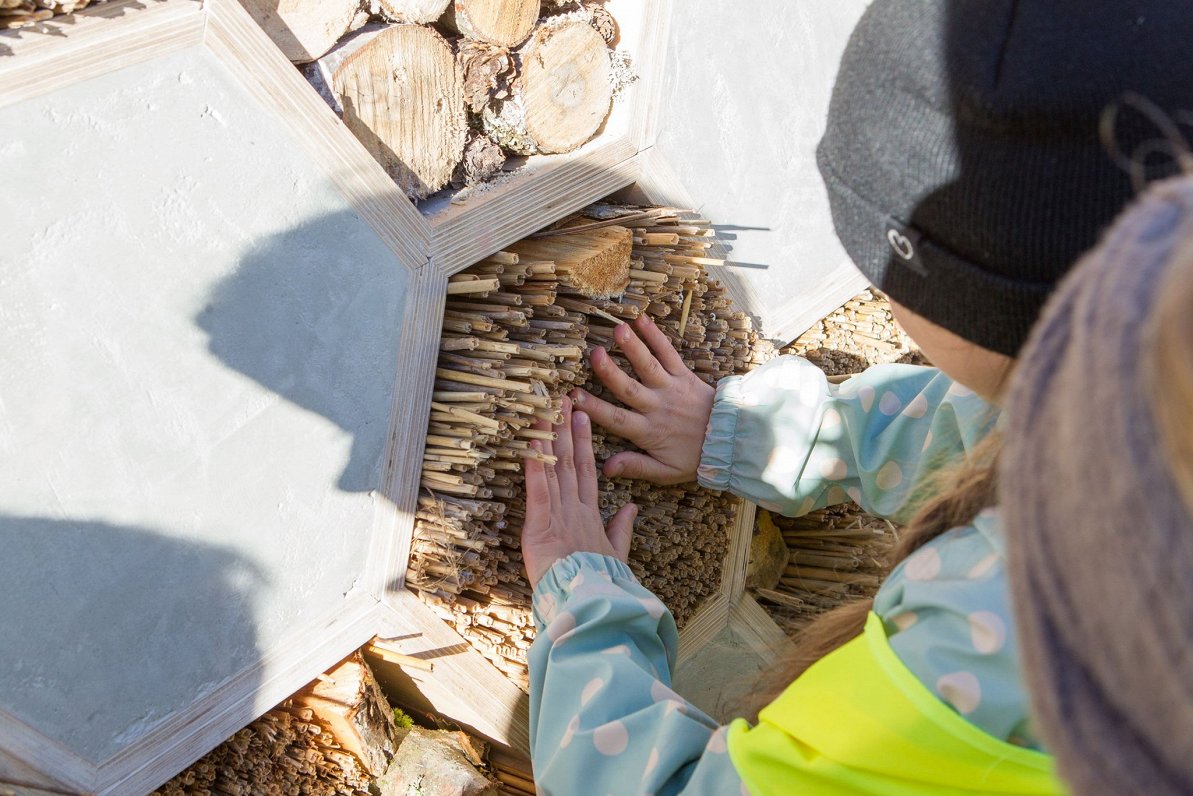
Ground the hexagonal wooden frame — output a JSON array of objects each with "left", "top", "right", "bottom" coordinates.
[{"left": 0, "top": 1, "right": 796, "bottom": 792}]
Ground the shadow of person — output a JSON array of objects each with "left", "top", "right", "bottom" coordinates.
[
  {"left": 0, "top": 515, "right": 264, "bottom": 767},
  {"left": 195, "top": 210, "right": 408, "bottom": 495}
]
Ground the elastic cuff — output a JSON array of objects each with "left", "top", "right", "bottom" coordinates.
[
  {"left": 531, "top": 552, "right": 637, "bottom": 628},
  {"left": 697, "top": 375, "right": 746, "bottom": 492}
]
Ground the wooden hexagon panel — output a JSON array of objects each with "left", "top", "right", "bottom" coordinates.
[
  {"left": 0, "top": 0, "right": 666, "bottom": 792},
  {"left": 0, "top": 2, "right": 432, "bottom": 793}
]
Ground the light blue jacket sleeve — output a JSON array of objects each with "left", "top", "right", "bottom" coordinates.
[
  {"left": 698, "top": 358, "right": 997, "bottom": 522},
  {"left": 528, "top": 553, "right": 744, "bottom": 795}
]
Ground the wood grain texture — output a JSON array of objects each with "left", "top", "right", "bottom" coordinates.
[
  {"left": 483, "top": 19, "right": 612, "bottom": 155},
  {"left": 520, "top": 20, "right": 611, "bottom": 154},
  {"left": 675, "top": 594, "right": 731, "bottom": 666},
  {"left": 723, "top": 498, "right": 758, "bottom": 603},
  {"left": 729, "top": 595, "right": 797, "bottom": 661},
  {"left": 613, "top": 0, "right": 669, "bottom": 150},
  {"left": 375, "top": 593, "right": 531, "bottom": 754},
  {"left": 294, "top": 652, "right": 398, "bottom": 777},
  {"left": 379, "top": 0, "right": 451, "bottom": 24},
  {"left": 448, "top": 0, "right": 537, "bottom": 48},
  {"left": 369, "top": 268, "right": 448, "bottom": 595},
  {"left": 0, "top": 717, "right": 89, "bottom": 796},
  {"left": 206, "top": 0, "right": 430, "bottom": 267},
  {"left": 429, "top": 139, "right": 640, "bottom": 275},
  {"left": 96, "top": 595, "right": 385, "bottom": 795},
  {"left": 0, "top": 0, "right": 203, "bottom": 109},
  {"left": 237, "top": 0, "right": 362, "bottom": 63},
  {"left": 326, "top": 24, "right": 467, "bottom": 200}
]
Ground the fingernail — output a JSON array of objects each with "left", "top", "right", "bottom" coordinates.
[
  {"left": 531, "top": 441, "right": 541, "bottom": 453},
  {"left": 574, "top": 411, "right": 589, "bottom": 428},
  {"left": 606, "top": 462, "right": 621, "bottom": 477},
  {"left": 571, "top": 389, "right": 584, "bottom": 404},
  {"left": 630, "top": 503, "right": 639, "bottom": 519}
]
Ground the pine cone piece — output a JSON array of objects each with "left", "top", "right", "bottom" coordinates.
[{"left": 456, "top": 38, "right": 517, "bottom": 115}]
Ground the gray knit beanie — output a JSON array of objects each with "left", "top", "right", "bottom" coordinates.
[
  {"left": 819, "top": 0, "right": 1193, "bottom": 356},
  {"left": 1002, "top": 176, "right": 1193, "bottom": 794}
]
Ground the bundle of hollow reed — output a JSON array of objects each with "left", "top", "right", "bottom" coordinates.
[
  {"left": 410, "top": 202, "right": 768, "bottom": 690},
  {"left": 154, "top": 653, "right": 395, "bottom": 796},
  {"left": 753, "top": 505, "right": 898, "bottom": 637},
  {"left": 782, "top": 288, "right": 926, "bottom": 374},
  {"left": 151, "top": 702, "right": 373, "bottom": 796},
  {"left": 490, "top": 749, "right": 536, "bottom": 795},
  {"left": 751, "top": 290, "right": 924, "bottom": 635},
  {"left": 0, "top": 0, "right": 105, "bottom": 29}
]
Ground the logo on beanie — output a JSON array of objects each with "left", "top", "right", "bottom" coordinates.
[
  {"left": 885, "top": 220, "right": 927, "bottom": 276},
  {"left": 887, "top": 228, "right": 914, "bottom": 260}
]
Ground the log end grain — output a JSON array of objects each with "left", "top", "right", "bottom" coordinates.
[
  {"left": 378, "top": 0, "right": 452, "bottom": 24},
  {"left": 449, "top": 0, "right": 539, "bottom": 48},
  {"left": 331, "top": 24, "right": 467, "bottom": 200},
  {"left": 519, "top": 19, "right": 613, "bottom": 155}
]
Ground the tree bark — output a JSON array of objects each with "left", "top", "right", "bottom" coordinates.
[
  {"left": 444, "top": 0, "right": 539, "bottom": 48},
  {"left": 305, "top": 24, "right": 467, "bottom": 200},
  {"left": 481, "top": 18, "right": 613, "bottom": 155},
  {"left": 294, "top": 651, "right": 399, "bottom": 778},
  {"left": 452, "top": 130, "right": 507, "bottom": 188},
  {"left": 238, "top": 0, "right": 363, "bottom": 63}
]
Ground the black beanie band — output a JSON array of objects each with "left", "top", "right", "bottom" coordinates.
[{"left": 818, "top": 158, "right": 1054, "bottom": 356}]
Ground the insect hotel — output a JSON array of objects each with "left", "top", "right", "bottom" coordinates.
[{"left": 0, "top": 1, "right": 873, "bottom": 793}]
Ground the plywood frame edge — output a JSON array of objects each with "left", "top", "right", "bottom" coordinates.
[
  {"left": 624, "top": 0, "right": 672, "bottom": 151},
  {"left": 722, "top": 498, "right": 757, "bottom": 603},
  {"left": 728, "top": 595, "right": 796, "bottom": 662},
  {"left": 98, "top": 594, "right": 388, "bottom": 796},
  {"left": 375, "top": 593, "right": 532, "bottom": 755},
  {"left": 429, "top": 145, "right": 643, "bottom": 275},
  {"left": 0, "top": 0, "right": 203, "bottom": 110},
  {"left": 204, "top": 0, "right": 430, "bottom": 269},
  {"left": 0, "top": 712, "right": 92, "bottom": 795},
  {"left": 371, "top": 267, "right": 448, "bottom": 595}
]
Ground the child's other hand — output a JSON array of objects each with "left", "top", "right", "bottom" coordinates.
[
  {"left": 573, "top": 315, "right": 714, "bottom": 485},
  {"left": 522, "top": 396, "right": 638, "bottom": 589}
]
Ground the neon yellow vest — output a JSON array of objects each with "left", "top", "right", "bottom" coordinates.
[{"left": 727, "top": 613, "right": 1066, "bottom": 795}]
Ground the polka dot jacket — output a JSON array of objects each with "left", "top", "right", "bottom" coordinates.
[{"left": 528, "top": 360, "right": 1034, "bottom": 795}]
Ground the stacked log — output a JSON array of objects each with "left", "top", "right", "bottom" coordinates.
[
  {"left": 301, "top": 1, "right": 629, "bottom": 198},
  {"left": 153, "top": 653, "right": 395, "bottom": 796},
  {"left": 409, "top": 203, "right": 768, "bottom": 690}
]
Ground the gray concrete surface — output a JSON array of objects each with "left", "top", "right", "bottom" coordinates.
[{"left": 652, "top": 1, "right": 873, "bottom": 342}]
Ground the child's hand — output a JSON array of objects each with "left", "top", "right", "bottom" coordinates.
[
  {"left": 572, "top": 315, "right": 715, "bottom": 485},
  {"left": 522, "top": 396, "right": 638, "bottom": 589}
]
